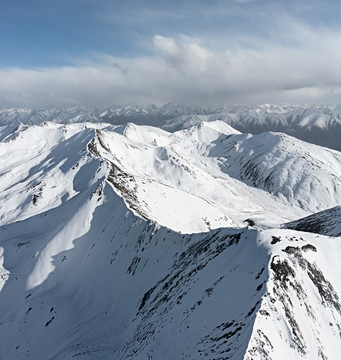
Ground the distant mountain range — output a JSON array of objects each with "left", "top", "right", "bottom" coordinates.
[{"left": 1, "top": 103, "right": 341, "bottom": 150}]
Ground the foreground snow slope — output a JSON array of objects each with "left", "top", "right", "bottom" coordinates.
[
  {"left": 0, "top": 121, "right": 341, "bottom": 359},
  {"left": 2, "top": 188, "right": 340, "bottom": 359}
]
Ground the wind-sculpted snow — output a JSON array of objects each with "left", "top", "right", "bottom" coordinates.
[{"left": 0, "top": 121, "right": 341, "bottom": 359}]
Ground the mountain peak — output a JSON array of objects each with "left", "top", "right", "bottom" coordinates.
[{"left": 0, "top": 117, "right": 340, "bottom": 359}]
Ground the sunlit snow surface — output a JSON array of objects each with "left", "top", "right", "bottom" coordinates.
[{"left": 0, "top": 121, "right": 341, "bottom": 359}]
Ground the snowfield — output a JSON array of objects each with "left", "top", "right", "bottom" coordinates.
[{"left": 0, "top": 120, "right": 341, "bottom": 359}]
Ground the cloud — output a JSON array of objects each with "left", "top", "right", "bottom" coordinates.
[
  {"left": 233, "top": 0, "right": 255, "bottom": 3},
  {"left": 152, "top": 35, "right": 219, "bottom": 74},
  {"left": 1, "top": 22, "right": 341, "bottom": 107}
]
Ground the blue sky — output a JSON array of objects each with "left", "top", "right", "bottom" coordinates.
[{"left": 1, "top": 0, "right": 341, "bottom": 107}]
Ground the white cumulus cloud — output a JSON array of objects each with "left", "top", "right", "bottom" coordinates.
[{"left": 1, "top": 23, "right": 341, "bottom": 107}]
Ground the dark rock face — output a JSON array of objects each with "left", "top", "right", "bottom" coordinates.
[
  {"left": 113, "top": 229, "right": 272, "bottom": 360},
  {"left": 284, "top": 206, "right": 341, "bottom": 237},
  {"left": 266, "top": 242, "right": 341, "bottom": 357}
]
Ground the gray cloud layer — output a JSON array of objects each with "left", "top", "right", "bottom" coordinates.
[{"left": 1, "top": 23, "right": 341, "bottom": 107}]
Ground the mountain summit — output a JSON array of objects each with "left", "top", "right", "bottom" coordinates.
[{"left": 0, "top": 120, "right": 340, "bottom": 359}]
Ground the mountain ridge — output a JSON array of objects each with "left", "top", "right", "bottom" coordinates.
[
  {"left": 1, "top": 103, "right": 341, "bottom": 151},
  {"left": 0, "top": 120, "right": 341, "bottom": 359}
]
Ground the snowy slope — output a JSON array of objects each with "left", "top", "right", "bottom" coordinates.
[
  {"left": 89, "top": 122, "right": 316, "bottom": 229},
  {"left": 245, "top": 230, "right": 341, "bottom": 360},
  {"left": 284, "top": 206, "right": 341, "bottom": 237},
  {"left": 160, "top": 104, "right": 341, "bottom": 151},
  {"left": 0, "top": 121, "right": 341, "bottom": 359},
  {"left": 213, "top": 131, "right": 341, "bottom": 214}
]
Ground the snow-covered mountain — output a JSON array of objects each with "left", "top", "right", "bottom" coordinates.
[
  {"left": 0, "top": 120, "right": 341, "bottom": 359},
  {"left": 284, "top": 206, "right": 341, "bottom": 237},
  {"left": 1, "top": 103, "right": 341, "bottom": 151}
]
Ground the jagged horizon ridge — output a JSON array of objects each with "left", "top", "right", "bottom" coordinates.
[{"left": 1, "top": 103, "right": 341, "bottom": 151}]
